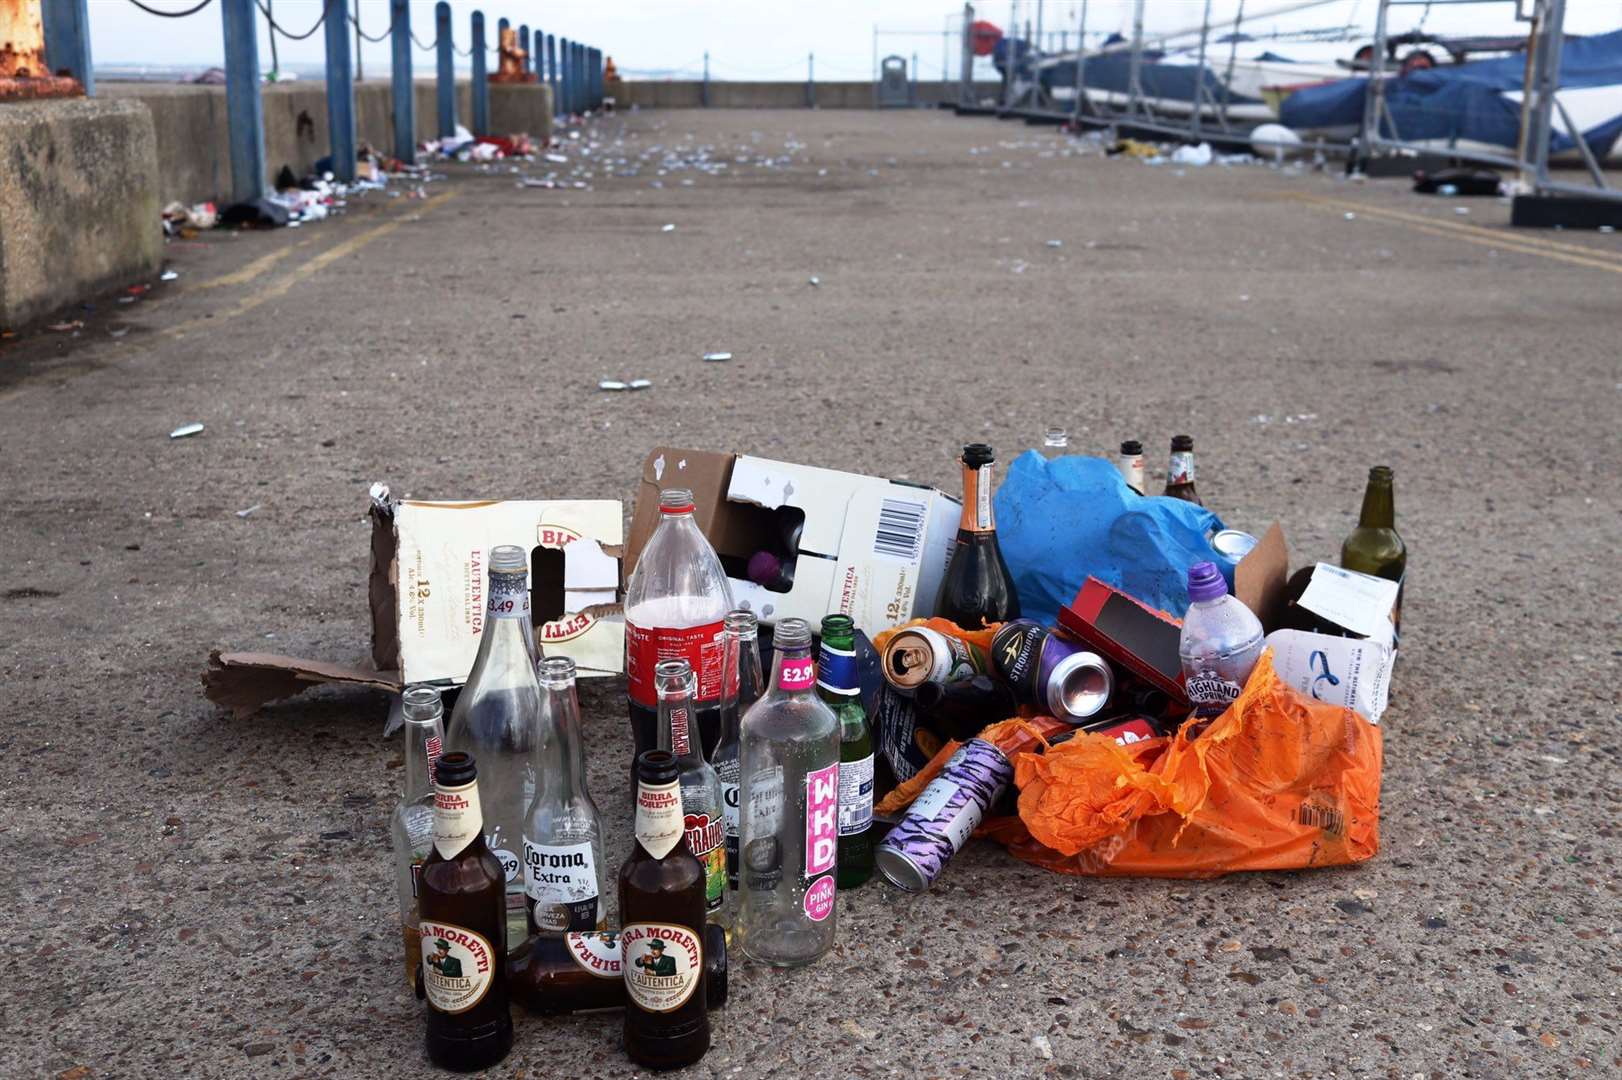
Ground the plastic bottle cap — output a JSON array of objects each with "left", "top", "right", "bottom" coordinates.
[{"left": 1186, "top": 561, "right": 1228, "bottom": 603}]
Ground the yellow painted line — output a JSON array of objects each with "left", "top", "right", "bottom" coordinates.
[
  {"left": 165, "top": 191, "right": 458, "bottom": 339},
  {"left": 1278, "top": 191, "right": 1622, "bottom": 275},
  {"left": 1280, "top": 190, "right": 1622, "bottom": 267},
  {"left": 191, "top": 236, "right": 319, "bottom": 290}
]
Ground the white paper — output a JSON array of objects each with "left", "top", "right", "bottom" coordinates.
[
  {"left": 1297, "top": 563, "right": 1398, "bottom": 646},
  {"left": 1266, "top": 629, "right": 1392, "bottom": 725}
]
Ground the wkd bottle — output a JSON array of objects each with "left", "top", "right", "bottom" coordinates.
[
  {"left": 418, "top": 752, "right": 513, "bottom": 1072},
  {"left": 1340, "top": 465, "right": 1407, "bottom": 635},
  {"left": 655, "top": 658, "right": 727, "bottom": 919},
  {"left": 620, "top": 750, "right": 711, "bottom": 1070},
  {"left": 739, "top": 618, "right": 841, "bottom": 968},
  {"left": 392, "top": 685, "right": 446, "bottom": 990},
  {"left": 446, "top": 545, "right": 540, "bottom": 948},
  {"left": 937, "top": 444, "right": 1020, "bottom": 628},
  {"left": 818, "top": 615, "right": 874, "bottom": 890},
  {"left": 1163, "top": 435, "right": 1202, "bottom": 505},
  {"left": 711, "top": 610, "right": 763, "bottom": 909},
  {"left": 521, "top": 658, "right": 606, "bottom": 936},
  {"left": 625, "top": 489, "right": 735, "bottom": 778}
]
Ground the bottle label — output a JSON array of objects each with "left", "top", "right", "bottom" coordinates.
[
  {"left": 487, "top": 571, "right": 530, "bottom": 621},
  {"left": 669, "top": 703, "right": 693, "bottom": 757},
  {"left": 431, "top": 781, "right": 483, "bottom": 861},
  {"left": 423, "top": 734, "right": 443, "bottom": 787},
  {"left": 625, "top": 618, "right": 727, "bottom": 708},
  {"left": 975, "top": 464, "right": 992, "bottom": 530},
  {"left": 838, "top": 754, "right": 875, "bottom": 836},
  {"left": 1185, "top": 669, "right": 1242, "bottom": 718},
  {"left": 803, "top": 875, "right": 836, "bottom": 922},
  {"left": 778, "top": 655, "right": 815, "bottom": 692},
  {"left": 419, "top": 920, "right": 496, "bottom": 1015},
  {"left": 1168, "top": 451, "right": 1195, "bottom": 486},
  {"left": 805, "top": 763, "right": 840, "bottom": 878},
  {"left": 816, "top": 643, "right": 859, "bottom": 696},
  {"left": 911, "top": 777, "right": 983, "bottom": 851},
  {"left": 683, "top": 810, "right": 727, "bottom": 912},
  {"left": 634, "top": 779, "right": 685, "bottom": 860},
  {"left": 523, "top": 840, "right": 600, "bottom": 933},
  {"left": 718, "top": 762, "right": 741, "bottom": 890},
  {"left": 621, "top": 922, "right": 702, "bottom": 1013},
  {"left": 566, "top": 930, "right": 621, "bottom": 979}
]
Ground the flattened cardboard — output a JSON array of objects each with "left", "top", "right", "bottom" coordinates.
[
  {"left": 625, "top": 446, "right": 961, "bottom": 633},
  {"left": 202, "top": 650, "right": 400, "bottom": 718}
]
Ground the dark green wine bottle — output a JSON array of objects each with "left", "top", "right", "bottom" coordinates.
[
  {"left": 936, "top": 444, "right": 1020, "bottom": 628},
  {"left": 817, "top": 615, "right": 874, "bottom": 889},
  {"left": 1340, "top": 465, "right": 1407, "bottom": 633}
]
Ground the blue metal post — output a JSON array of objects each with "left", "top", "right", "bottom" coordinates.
[
  {"left": 547, "top": 35, "right": 560, "bottom": 119},
  {"left": 471, "top": 12, "right": 489, "bottom": 135},
  {"left": 591, "top": 48, "right": 602, "bottom": 108},
  {"left": 323, "top": 0, "right": 356, "bottom": 181},
  {"left": 221, "top": 0, "right": 267, "bottom": 202},
  {"left": 389, "top": 0, "right": 414, "bottom": 162},
  {"left": 519, "top": 25, "right": 530, "bottom": 74},
  {"left": 559, "top": 38, "right": 572, "bottom": 116},
  {"left": 575, "top": 43, "right": 586, "bottom": 111},
  {"left": 41, "top": 0, "right": 93, "bottom": 94},
  {"left": 702, "top": 51, "right": 710, "bottom": 108},
  {"left": 497, "top": 17, "right": 509, "bottom": 50},
  {"left": 807, "top": 52, "right": 814, "bottom": 108},
  {"left": 435, "top": 1, "right": 455, "bottom": 138},
  {"left": 532, "top": 28, "right": 544, "bottom": 87}
]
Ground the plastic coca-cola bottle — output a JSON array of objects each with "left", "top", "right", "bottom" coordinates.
[{"left": 624, "top": 489, "right": 735, "bottom": 786}]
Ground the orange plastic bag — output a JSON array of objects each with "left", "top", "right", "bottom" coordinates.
[{"left": 986, "top": 650, "right": 1383, "bottom": 877}]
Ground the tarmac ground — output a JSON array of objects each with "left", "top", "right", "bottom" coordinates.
[{"left": 2, "top": 108, "right": 1619, "bottom": 1080}]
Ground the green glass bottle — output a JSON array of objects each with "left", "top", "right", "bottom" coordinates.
[
  {"left": 818, "top": 615, "right": 874, "bottom": 889},
  {"left": 1340, "top": 465, "right": 1407, "bottom": 633}
]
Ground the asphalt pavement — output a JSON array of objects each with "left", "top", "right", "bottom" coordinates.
[{"left": 1, "top": 107, "right": 1618, "bottom": 1080}]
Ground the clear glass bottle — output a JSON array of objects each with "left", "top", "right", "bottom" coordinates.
[
  {"left": 521, "top": 657, "right": 606, "bottom": 936},
  {"left": 738, "top": 618, "right": 841, "bottom": 967},
  {"left": 624, "top": 489, "right": 735, "bottom": 779},
  {"left": 446, "top": 544, "right": 540, "bottom": 948},
  {"left": 711, "top": 609, "right": 763, "bottom": 917},
  {"left": 656, "top": 658, "right": 727, "bottom": 919},
  {"left": 391, "top": 684, "right": 446, "bottom": 990},
  {"left": 1042, "top": 427, "right": 1069, "bottom": 458}
]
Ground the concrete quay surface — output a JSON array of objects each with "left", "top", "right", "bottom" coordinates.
[{"left": 1, "top": 108, "right": 1618, "bottom": 1079}]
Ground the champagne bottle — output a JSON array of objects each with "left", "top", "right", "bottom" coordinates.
[{"left": 936, "top": 444, "right": 1020, "bottom": 628}]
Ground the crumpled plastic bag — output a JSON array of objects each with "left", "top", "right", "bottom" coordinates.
[
  {"left": 992, "top": 452, "right": 1227, "bottom": 626},
  {"left": 983, "top": 650, "right": 1383, "bottom": 877}
]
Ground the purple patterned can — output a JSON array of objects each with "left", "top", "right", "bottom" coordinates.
[{"left": 874, "top": 739, "right": 1013, "bottom": 892}]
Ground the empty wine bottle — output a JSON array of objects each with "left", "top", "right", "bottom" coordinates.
[{"left": 936, "top": 443, "right": 1020, "bottom": 628}]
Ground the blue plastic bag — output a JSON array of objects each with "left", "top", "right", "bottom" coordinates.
[{"left": 992, "top": 452, "right": 1226, "bottom": 626}]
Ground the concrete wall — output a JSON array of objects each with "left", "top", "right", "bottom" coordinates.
[
  {"left": 619, "top": 80, "right": 1005, "bottom": 109},
  {"left": 0, "top": 98, "right": 162, "bottom": 328},
  {"left": 101, "top": 80, "right": 553, "bottom": 206}
]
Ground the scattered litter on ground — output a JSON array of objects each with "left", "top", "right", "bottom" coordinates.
[
  {"left": 661, "top": 223, "right": 676, "bottom": 232},
  {"left": 160, "top": 270, "right": 179, "bottom": 282},
  {"left": 1045, "top": 240, "right": 1062, "bottom": 248},
  {"left": 1171, "top": 142, "right": 1213, "bottom": 167},
  {"left": 703, "top": 352, "right": 732, "bottom": 362},
  {"left": 47, "top": 320, "right": 83, "bottom": 332},
  {"left": 808, "top": 275, "right": 821, "bottom": 286},
  {"left": 628, "top": 379, "right": 652, "bottom": 390},
  {"left": 168, "top": 422, "right": 204, "bottom": 439},
  {"left": 599, "top": 380, "right": 629, "bottom": 392},
  {"left": 237, "top": 505, "right": 262, "bottom": 518}
]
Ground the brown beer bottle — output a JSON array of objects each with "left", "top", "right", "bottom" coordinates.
[
  {"left": 1163, "top": 435, "right": 1202, "bottom": 505},
  {"left": 418, "top": 751, "right": 513, "bottom": 1072},
  {"left": 619, "top": 750, "right": 711, "bottom": 1069},
  {"left": 507, "top": 923, "right": 728, "bottom": 1015}
]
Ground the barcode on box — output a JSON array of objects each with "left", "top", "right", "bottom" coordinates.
[
  {"left": 1298, "top": 801, "right": 1345, "bottom": 838},
  {"left": 872, "top": 498, "right": 926, "bottom": 562}
]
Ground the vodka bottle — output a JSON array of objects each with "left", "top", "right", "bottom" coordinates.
[
  {"left": 656, "top": 659, "right": 727, "bottom": 918},
  {"left": 1178, "top": 561, "right": 1265, "bottom": 720},
  {"left": 711, "top": 609, "right": 763, "bottom": 912},
  {"left": 447, "top": 544, "right": 540, "bottom": 948},
  {"left": 522, "top": 658, "right": 607, "bottom": 936},
  {"left": 391, "top": 684, "right": 446, "bottom": 990},
  {"left": 738, "top": 618, "right": 841, "bottom": 967},
  {"left": 624, "top": 488, "right": 735, "bottom": 777}
]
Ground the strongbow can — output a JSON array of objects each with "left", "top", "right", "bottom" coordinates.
[
  {"left": 990, "top": 620, "right": 1114, "bottom": 722},
  {"left": 874, "top": 739, "right": 1012, "bottom": 892},
  {"left": 880, "top": 626, "right": 989, "bottom": 694}
]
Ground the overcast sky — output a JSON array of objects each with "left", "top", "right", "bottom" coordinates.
[{"left": 90, "top": 0, "right": 1622, "bottom": 81}]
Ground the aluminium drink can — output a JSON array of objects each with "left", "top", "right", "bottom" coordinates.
[
  {"left": 990, "top": 620, "right": 1114, "bottom": 722},
  {"left": 1211, "top": 529, "right": 1259, "bottom": 566},
  {"left": 880, "top": 626, "right": 989, "bottom": 694},
  {"left": 874, "top": 738, "right": 1012, "bottom": 892}
]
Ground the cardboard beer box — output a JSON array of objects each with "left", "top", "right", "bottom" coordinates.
[
  {"left": 624, "top": 447, "right": 961, "bottom": 633},
  {"left": 369, "top": 493, "right": 625, "bottom": 685}
]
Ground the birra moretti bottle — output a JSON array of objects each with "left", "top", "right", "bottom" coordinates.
[
  {"left": 391, "top": 684, "right": 446, "bottom": 989},
  {"left": 447, "top": 544, "right": 541, "bottom": 948},
  {"left": 521, "top": 657, "right": 606, "bottom": 935},
  {"left": 624, "top": 489, "right": 735, "bottom": 775},
  {"left": 739, "top": 617, "right": 841, "bottom": 967}
]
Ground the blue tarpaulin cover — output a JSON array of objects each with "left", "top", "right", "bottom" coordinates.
[
  {"left": 992, "top": 452, "right": 1226, "bottom": 626},
  {"left": 1280, "top": 28, "right": 1622, "bottom": 157}
]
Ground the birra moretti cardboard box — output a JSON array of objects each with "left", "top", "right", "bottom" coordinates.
[
  {"left": 371, "top": 497, "right": 624, "bottom": 684},
  {"left": 625, "top": 448, "right": 961, "bottom": 632}
]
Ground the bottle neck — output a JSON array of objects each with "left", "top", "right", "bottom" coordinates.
[
  {"left": 536, "top": 678, "right": 590, "bottom": 801},
  {"left": 816, "top": 635, "right": 859, "bottom": 701},
  {"left": 478, "top": 569, "right": 537, "bottom": 661},
  {"left": 718, "top": 628, "right": 760, "bottom": 744},
  {"left": 658, "top": 686, "right": 704, "bottom": 766},
  {"left": 957, "top": 460, "right": 996, "bottom": 534},
  {"left": 402, "top": 716, "right": 444, "bottom": 802},
  {"left": 770, "top": 642, "right": 816, "bottom": 695},
  {"left": 1358, "top": 477, "right": 1395, "bottom": 529}
]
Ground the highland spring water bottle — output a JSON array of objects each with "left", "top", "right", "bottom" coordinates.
[{"left": 1178, "top": 561, "right": 1265, "bottom": 722}]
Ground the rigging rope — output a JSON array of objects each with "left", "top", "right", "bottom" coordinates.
[{"left": 256, "top": 0, "right": 330, "bottom": 42}]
